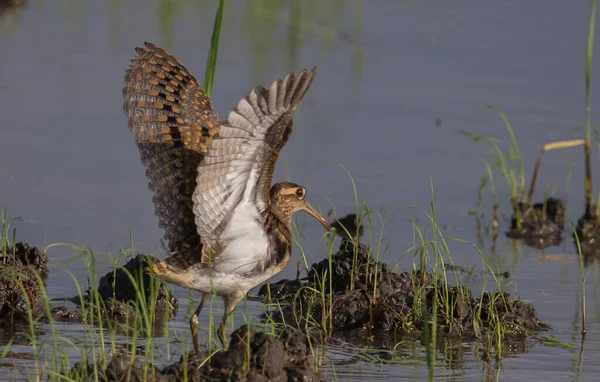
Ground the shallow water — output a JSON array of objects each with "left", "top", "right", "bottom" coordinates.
[{"left": 1, "top": 0, "right": 600, "bottom": 380}]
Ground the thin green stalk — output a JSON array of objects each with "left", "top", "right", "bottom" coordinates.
[
  {"left": 336, "top": 164, "right": 361, "bottom": 291},
  {"left": 573, "top": 221, "right": 588, "bottom": 334},
  {"left": 585, "top": 0, "right": 597, "bottom": 216},
  {"left": 204, "top": 0, "right": 225, "bottom": 96}
]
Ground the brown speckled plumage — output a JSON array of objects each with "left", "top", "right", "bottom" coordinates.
[{"left": 123, "top": 42, "right": 219, "bottom": 269}]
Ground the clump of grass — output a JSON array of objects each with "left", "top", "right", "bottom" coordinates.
[
  {"left": 1, "top": 206, "right": 18, "bottom": 257},
  {"left": 460, "top": 113, "right": 583, "bottom": 231}
]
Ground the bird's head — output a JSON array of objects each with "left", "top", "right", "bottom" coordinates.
[{"left": 270, "top": 181, "right": 331, "bottom": 231}]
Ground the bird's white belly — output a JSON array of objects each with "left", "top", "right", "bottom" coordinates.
[
  {"left": 183, "top": 199, "right": 275, "bottom": 295},
  {"left": 186, "top": 266, "right": 281, "bottom": 296},
  {"left": 212, "top": 198, "right": 270, "bottom": 275}
]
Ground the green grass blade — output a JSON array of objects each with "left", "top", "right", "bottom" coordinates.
[{"left": 204, "top": 0, "right": 225, "bottom": 96}]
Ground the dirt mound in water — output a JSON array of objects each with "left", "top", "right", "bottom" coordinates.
[
  {"left": 0, "top": 0, "right": 28, "bottom": 17},
  {"left": 260, "top": 240, "right": 549, "bottom": 346},
  {"left": 52, "top": 254, "right": 179, "bottom": 329},
  {"left": 0, "top": 242, "right": 48, "bottom": 321},
  {"left": 65, "top": 325, "right": 321, "bottom": 381},
  {"left": 574, "top": 207, "right": 600, "bottom": 264},
  {"left": 330, "top": 212, "right": 364, "bottom": 240},
  {"left": 506, "top": 198, "right": 565, "bottom": 248}
]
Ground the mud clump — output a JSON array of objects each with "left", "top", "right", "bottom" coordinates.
[
  {"left": 52, "top": 254, "right": 178, "bottom": 329},
  {"left": 261, "top": 240, "right": 549, "bottom": 347},
  {"left": 96, "top": 254, "right": 179, "bottom": 322},
  {"left": 506, "top": 198, "right": 565, "bottom": 248},
  {"left": 329, "top": 212, "right": 364, "bottom": 240},
  {"left": 0, "top": 0, "right": 28, "bottom": 17},
  {"left": 0, "top": 242, "right": 48, "bottom": 321},
  {"left": 65, "top": 325, "right": 321, "bottom": 382},
  {"left": 574, "top": 207, "right": 600, "bottom": 264}
]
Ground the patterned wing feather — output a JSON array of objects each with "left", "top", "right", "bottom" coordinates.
[
  {"left": 123, "top": 42, "right": 221, "bottom": 268},
  {"left": 192, "top": 68, "right": 317, "bottom": 248}
]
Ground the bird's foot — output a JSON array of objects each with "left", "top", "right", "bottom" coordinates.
[{"left": 147, "top": 259, "right": 174, "bottom": 277}]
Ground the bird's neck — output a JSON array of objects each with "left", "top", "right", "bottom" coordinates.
[
  {"left": 261, "top": 210, "right": 293, "bottom": 271},
  {"left": 265, "top": 209, "right": 293, "bottom": 245}
]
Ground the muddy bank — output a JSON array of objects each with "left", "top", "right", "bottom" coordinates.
[
  {"left": 329, "top": 212, "right": 363, "bottom": 240},
  {"left": 574, "top": 207, "right": 600, "bottom": 264},
  {"left": 260, "top": 240, "right": 549, "bottom": 347},
  {"left": 0, "top": 0, "right": 27, "bottom": 17},
  {"left": 65, "top": 325, "right": 321, "bottom": 382},
  {"left": 52, "top": 254, "right": 179, "bottom": 331},
  {"left": 0, "top": 241, "right": 177, "bottom": 333},
  {"left": 506, "top": 198, "right": 565, "bottom": 248},
  {"left": 0, "top": 242, "right": 49, "bottom": 322}
]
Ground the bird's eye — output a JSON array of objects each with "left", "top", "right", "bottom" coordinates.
[{"left": 295, "top": 188, "right": 305, "bottom": 198}]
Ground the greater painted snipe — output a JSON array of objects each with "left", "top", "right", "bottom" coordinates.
[{"left": 122, "top": 42, "right": 330, "bottom": 351}]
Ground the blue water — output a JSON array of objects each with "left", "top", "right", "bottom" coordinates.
[{"left": 1, "top": 1, "right": 600, "bottom": 380}]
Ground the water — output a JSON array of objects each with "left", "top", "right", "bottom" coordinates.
[{"left": 1, "top": 0, "right": 600, "bottom": 380}]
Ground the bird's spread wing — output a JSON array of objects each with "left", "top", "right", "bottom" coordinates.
[
  {"left": 192, "top": 68, "right": 317, "bottom": 249},
  {"left": 123, "top": 42, "right": 221, "bottom": 268}
]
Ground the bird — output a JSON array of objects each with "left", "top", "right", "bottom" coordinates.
[{"left": 122, "top": 42, "right": 330, "bottom": 352}]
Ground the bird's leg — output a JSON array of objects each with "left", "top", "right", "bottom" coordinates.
[
  {"left": 217, "top": 291, "right": 245, "bottom": 348},
  {"left": 190, "top": 293, "right": 209, "bottom": 354}
]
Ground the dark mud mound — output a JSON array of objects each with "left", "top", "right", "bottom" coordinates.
[
  {"left": 65, "top": 325, "right": 321, "bottom": 382},
  {"left": 574, "top": 207, "right": 600, "bottom": 264},
  {"left": 52, "top": 254, "right": 178, "bottom": 329},
  {"left": 506, "top": 198, "right": 565, "bottom": 248},
  {"left": 0, "top": 0, "right": 27, "bottom": 17},
  {"left": 0, "top": 242, "right": 48, "bottom": 321},
  {"left": 261, "top": 240, "right": 548, "bottom": 346},
  {"left": 96, "top": 254, "right": 179, "bottom": 321},
  {"left": 330, "top": 212, "right": 363, "bottom": 240}
]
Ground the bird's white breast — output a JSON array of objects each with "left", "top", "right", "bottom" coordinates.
[{"left": 215, "top": 197, "right": 269, "bottom": 275}]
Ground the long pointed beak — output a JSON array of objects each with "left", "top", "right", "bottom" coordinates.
[{"left": 302, "top": 202, "right": 331, "bottom": 231}]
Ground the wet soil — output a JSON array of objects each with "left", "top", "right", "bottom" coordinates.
[
  {"left": 65, "top": 325, "right": 321, "bottom": 382},
  {"left": 52, "top": 254, "right": 179, "bottom": 330},
  {"left": 0, "top": 242, "right": 49, "bottom": 322},
  {"left": 259, "top": 240, "right": 549, "bottom": 348},
  {"left": 0, "top": 0, "right": 27, "bottom": 17},
  {"left": 0, "top": 242, "right": 177, "bottom": 336},
  {"left": 506, "top": 198, "right": 566, "bottom": 248},
  {"left": 329, "top": 212, "right": 363, "bottom": 240},
  {"left": 574, "top": 207, "right": 600, "bottom": 265}
]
